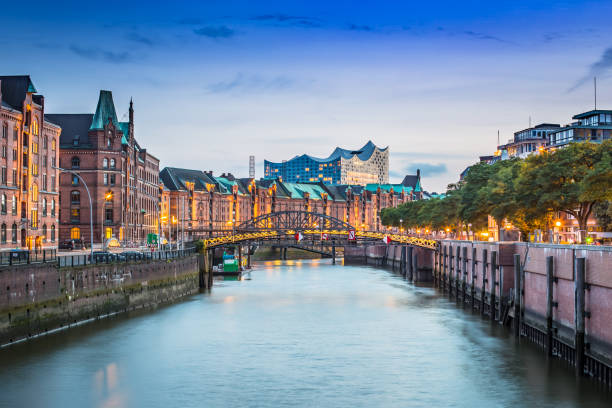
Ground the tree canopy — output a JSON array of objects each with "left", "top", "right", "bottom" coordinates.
[{"left": 380, "top": 141, "right": 612, "bottom": 243}]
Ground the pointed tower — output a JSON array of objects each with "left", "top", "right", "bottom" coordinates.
[{"left": 128, "top": 98, "right": 134, "bottom": 143}]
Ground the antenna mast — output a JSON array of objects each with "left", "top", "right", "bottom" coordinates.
[{"left": 594, "top": 77, "right": 597, "bottom": 110}]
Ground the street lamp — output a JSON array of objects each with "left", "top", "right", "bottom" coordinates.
[
  {"left": 399, "top": 218, "right": 403, "bottom": 235},
  {"left": 53, "top": 166, "right": 94, "bottom": 259}
]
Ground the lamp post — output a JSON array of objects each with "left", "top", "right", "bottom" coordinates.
[{"left": 53, "top": 166, "right": 94, "bottom": 259}]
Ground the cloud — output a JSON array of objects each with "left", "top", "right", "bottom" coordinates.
[
  {"left": 392, "top": 151, "right": 474, "bottom": 160},
  {"left": 348, "top": 23, "right": 375, "bottom": 32},
  {"left": 205, "top": 73, "right": 299, "bottom": 94},
  {"left": 193, "top": 26, "right": 236, "bottom": 39},
  {"left": 463, "top": 30, "right": 509, "bottom": 43},
  {"left": 251, "top": 14, "right": 322, "bottom": 28},
  {"left": 126, "top": 32, "right": 155, "bottom": 46},
  {"left": 69, "top": 45, "right": 134, "bottom": 63},
  {"left": 569, "top": 46, "right": 612, "bottom": 92},
  {"left": 404, "top": 163, "right": 448, "bottom": 176}
]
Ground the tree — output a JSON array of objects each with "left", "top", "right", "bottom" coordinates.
[{"left": 517, "top": 141, "right": 611, "bottom": 243}]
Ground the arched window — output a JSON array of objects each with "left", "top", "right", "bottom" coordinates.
[
  {"left": 1, "top": 194, "right": 5, "bottom": 214},
  {"left": 51, "top": 199, "right": 56, "bottom": 216},
  {"left": 51, "top": 139, "right": 56, "bottom": 150},
  {"left": 107, "top": 138, "right": 112, "bottom": 148},
  {"left": 32, "top": 184, "right": 38, "bottom": 202},
  {"left": 70, "top": 227, "right": 80, "bottom": 240},
  {"left": 103, "top": 158, "right": 108, "bottom": 168},
  {"left": 42, "top": 197, "right": 47, "bottom": 216},
  {"left": 0, "top": 224, "right": 6, "bottom": 243},
  {"left": 110, "top": 158, "right": 116, "bottom": 169},
  {"left": 2, "top": 122, "right": 7, "bottom": 138},
  {"left": 42, "top": 224, "right": 47, "bottom": 242},
  {"left": 12, "top": 196, "right": 17, "bottom": 215},
  {"left": 33, "top": 119, "right": 39, "bottom": 135},
  {"left": 11, "top": 223, "right": 17, "bottom": 243},
  {"left": 71, "top": 156, "right": 80, "bottom": 168},
  {"left": 50, "top": 225, "right": 55, "bottom": 242},
  {"left": 72, "top": 175, "right": 79, "bottom": 186},
  {"left": 71, "top": 190, "right": 80, "bottom": 204}
]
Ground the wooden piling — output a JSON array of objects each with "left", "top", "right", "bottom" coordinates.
[
  {"left": 462, "top": 246, "right": 468, "bottom": 305},
  {"left": 408, "top": 246, "right": 414, "bottom": 282},
  {"left": 412, "top": 250, "right": 418, "bottom": 283},
  {"left": 471, "top": 246, "right": 476, "bottom": 310},
  {"left": 546, "top": 256, "right": 554, "bottom": 356},
  {"left": 442, "top": 246, "right": 447, "bottom": 292},
  {"left": 456, "top": 246, "right": 461, "bottom": 302},
  {"left": 491, "top": 251, "right": 497, "bottom": 321},
  {"left": 575, "top": 257, "right": 586, "bottom": 377},
  {"left": 513, "top": 254, "right": 521, "bottom": 337},
  {"left": 481, "top": 249, "right": 487, "bottom": 316},
  {"left": 332, "top": 243, "right": 336, "bottom": 265}
]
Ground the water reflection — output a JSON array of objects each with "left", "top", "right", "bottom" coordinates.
[{"left": 0, "top": 259, "right": 609, "bottom": 408}]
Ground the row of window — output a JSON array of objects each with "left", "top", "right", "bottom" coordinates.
[
  {"left": 0, "top": 223, "right": 55, "bottom": 243},
  {"left": 71, "top": 156, "right": 117, "bottom": 169},
  {"left": 1, "top": 122, "right": 57, "bottom": 148},
  {"left": 0, "top": 193, "right": 56, "bottom": 216}
]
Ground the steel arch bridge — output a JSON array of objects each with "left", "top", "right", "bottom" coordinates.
[{"left": 199, "top": 211, "right": 437, "bottom": 250}]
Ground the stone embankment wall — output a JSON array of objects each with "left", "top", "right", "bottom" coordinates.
[
  {"left": 0, "top": 255, "right": 200, "bottom": 346},
  {"left": 344, "top": 244, "right": 433, "bottom": 281},
  {"left": 436, "top": 240, "right": 612, "bottom": 385}
]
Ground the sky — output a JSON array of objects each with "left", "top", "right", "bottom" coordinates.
[{"left": 2, "top": 0, "right": 612, "bottom": 192}]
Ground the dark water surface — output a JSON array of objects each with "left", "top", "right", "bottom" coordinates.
[{"left": 1, "top": 260, "right": 610, "bottom": 407}]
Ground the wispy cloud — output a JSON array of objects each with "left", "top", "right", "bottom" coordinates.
[
  {"left": 251, "top": 14, "right": 322, "bottom": 28},
  {"left": 126, "top": 32, "right": 155, "bottom": 46},
  {"left": 69, "top": 45, "right": 134, "bottom": 64},
  {"left": 193, "top": 26, "right": 236, "bottom": 39},
  {"left": 347, "top": 23, "right": 375, "bottom": 32},
  {"left": 569, "top": 46, "right": 612, "bottom": 92},
  {"left": 205, "top": 73, "right": 300, "bottom": 94},
  {"left": 463, "top": 30, "right": 509, "bottom": 43},
  {"left": 404, "top": 162, "right": 448, "bottom": 176}
]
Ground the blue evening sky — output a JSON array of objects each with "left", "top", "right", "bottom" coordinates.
[{"left": 2, "top": 0, "right": 612, "bottom": 192}]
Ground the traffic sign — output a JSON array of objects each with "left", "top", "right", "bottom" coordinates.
[{"left": 348, "top": 229, "right": 356, "bottom": 241}]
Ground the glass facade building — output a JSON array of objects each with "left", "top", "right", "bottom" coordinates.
[{"left": 264, "top": 141, "right": 388, "bottom": 186}]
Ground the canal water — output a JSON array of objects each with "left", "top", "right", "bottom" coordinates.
[{"left": 1, "top": 260, "right": 610, "bottom": 407}]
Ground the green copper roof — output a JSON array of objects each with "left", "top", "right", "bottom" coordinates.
[
  {"left": 281, "top": 183, "right": 328, "bottom": 200},
  {"left": 118, "top": 122, "right": 129, "bottom": 145},
  {"left": 365, "top": 184, "right": 413, "bottom": 194},
  {"left": 215, "top": 177, "right": 242, "bottom": 195},
  {"left": 27, "top": 79, "right": 37, "bottom": 93},
  {"left": 90, "top": 90, "right": 119, "bottom": 130}
]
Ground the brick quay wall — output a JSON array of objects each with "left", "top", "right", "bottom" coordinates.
[
  {"left": 436, "top": 240, "right": 612, "bottom": 385},
  {"left": 0, "top": 255, "right": 200, "bottom": 346}
]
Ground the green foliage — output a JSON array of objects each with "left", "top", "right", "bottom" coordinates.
[{"left": 380, "top": 141, "right": 612, "bottom": 242}]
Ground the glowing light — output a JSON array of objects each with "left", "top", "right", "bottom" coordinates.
[{"left": 555, "top": 221, "right": 562, "bottom": 227}]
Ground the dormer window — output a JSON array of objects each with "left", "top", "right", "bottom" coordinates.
[
  {"left": 73, "top": 135, "right": 80, "bottom": 146},
  {"left": 107, "top": 138, "right": 112, "bottom": 148}
]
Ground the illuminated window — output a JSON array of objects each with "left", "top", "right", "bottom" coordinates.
[
  {"left": 105, "top": 227, "right": 112, "bottom": 239},
  {"left": 31, "top": 210, "right": 38, "bottom": 228},
  {"left": 32, "top": 184, "right": 38, "bottom": 201},
  {"left": 71, "top": 208, "right": 80, "bottom": 222},
  {"left": 51, "top": 139, "right": 56, "bottom": 150},
  {"left": 70, "top": 227, "right": 80, "bottom": 239},
  {"left": 32, "top": 142, "right": 38, "bottom": 154}
]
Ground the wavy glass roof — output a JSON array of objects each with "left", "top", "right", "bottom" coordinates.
[{"left": 271, "top": 140, "right": 387, "bottom": 164}]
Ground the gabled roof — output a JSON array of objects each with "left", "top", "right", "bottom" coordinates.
[
  {"left": 46, "top": 114, "right": 94, "bottom": 148},
  {"left": 0, "top": 75, "right": 37, "bottom": 111},
  {"left": 90, "top": 90, "right": 119, "bottom": 130},
  {"left": 118, "top": 122, "right": 129, "bottom": 145},
  {"left": 365, "top": 184, "right": 413, "bottom": 194},
  {"left": 160, "top": 167, "right": 217, "bottom": 191}
]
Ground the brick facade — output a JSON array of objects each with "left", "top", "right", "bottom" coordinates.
[{"left": 0, "top": 76, "right": 60, "bottom": 250}]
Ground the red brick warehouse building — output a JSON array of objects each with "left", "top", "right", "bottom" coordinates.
[
  {"left": 47, "top": 90, "right": 160, "bottom": 247},
  {"left": 0, "top": 76, "right": 61, "bottom": 250}
]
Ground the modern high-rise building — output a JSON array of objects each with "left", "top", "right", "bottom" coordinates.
[{"left": 264, "top": 141, "right": 388, "bottom": 185}]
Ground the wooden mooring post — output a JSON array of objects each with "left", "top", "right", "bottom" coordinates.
[
  {"left": 408, "top": 246, "right": 414, "bottom": 282},
  {"left": 481, "top": 249, "right": 487, "bottom": 317},
  {"left": 471, "top": 247, "right": 476, "bottom": 310},
  {"left": 513, "top": 254, "right": 521, "bottom": 337},
  {"left": 575, "top": 257, "right": 586, "bottom": 377},
  {"left": 546, "top": 256, "right": 554, "bottom": 356},
  {"left": 332, "top": 243, "right": 336, "bottom": 265},
  {"left": 442, "top": 246, "right": 447, "bottom": 292},
  {"left": 461, "top": 246, "right": 468, "bottom": 305},
  {"left": 490, "top": 251, "right": 497, "bottom": 321}
]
